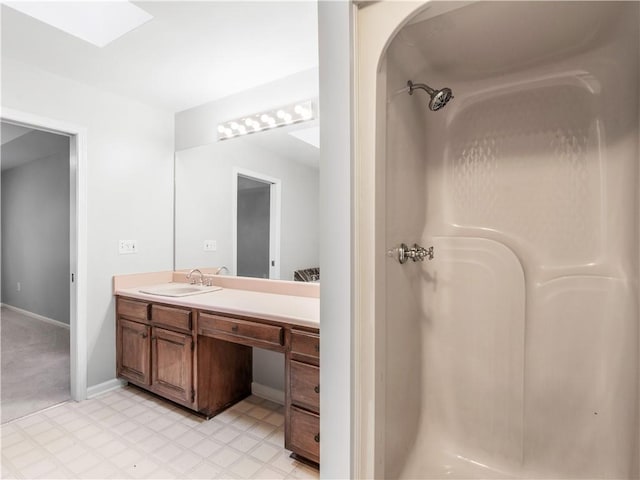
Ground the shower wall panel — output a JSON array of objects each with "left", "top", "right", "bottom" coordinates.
[{"left": 379, "top": 2, "right": 640, "bottom": 478}]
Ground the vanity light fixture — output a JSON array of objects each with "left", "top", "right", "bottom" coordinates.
[{"left": 217, "top": 100, "right": 315, "bottom": 141}]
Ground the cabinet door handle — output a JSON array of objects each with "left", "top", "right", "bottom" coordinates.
[
  {"left": 314, "top": 385, "right": 320, "bottom": 394},
  {"left": 141, "top": 332, "right": 148, "bottom": 339},
  {"left": 314, "top": 433, "right": 320, "bottom": 443}
]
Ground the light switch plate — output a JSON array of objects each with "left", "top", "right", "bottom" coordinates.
[
  {"left": 119, "top": 239, "right": 137, "bottom": 254},
  {"left": 203, "top": 240, "right": 217, "bottom": 251}
]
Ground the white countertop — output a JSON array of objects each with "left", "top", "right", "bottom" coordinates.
[{"left": 116, "top": 283, "right": 319, "bottom": 329}]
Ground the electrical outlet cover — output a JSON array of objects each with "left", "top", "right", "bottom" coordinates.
[{"left": 119, "top": 239, "right": 138, "bottom": 254}]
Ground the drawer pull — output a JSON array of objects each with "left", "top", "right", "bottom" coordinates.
[
  {"left": 314, "top": 344, "right": 319, "bottom": 352},
  {"left": 314, "top": 385, "right": 320, "bottom": 394},
  {"left": 231, "top": 325, "right": 239, "bottom": 332},
  {"left": 314, "top": 433, "right": 320, "bottom": 443}
]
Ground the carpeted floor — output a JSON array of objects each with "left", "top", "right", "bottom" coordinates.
[{"left": 1, "top": 306, "right": 70, "bottom": 423}]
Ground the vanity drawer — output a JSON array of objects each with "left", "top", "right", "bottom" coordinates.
[
  {"left": 291, "top": 329, "right": 319, "bottom": 365},
  {"left": 290, "top": 360, "right": 319, "bottom": 413},
  {"left": 151, "top": 304, "right": 192, "bottom": 332},
  {"left": 117, "top": 298, "right": 150, "bottom": 322},
  {"left": 289, "top": 406, "right": 320, "bottom": 463},
  {"left": 198, "top": 313, "right": 284, "bottom": 350}
]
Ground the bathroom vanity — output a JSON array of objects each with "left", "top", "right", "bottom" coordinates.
[{"left": 114, "top": 273, "right": 320, "bottom": 465}]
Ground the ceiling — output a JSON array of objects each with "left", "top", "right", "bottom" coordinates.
[
  {"left": 1, "top": 1, "right": 319, "bottom": 113},
  {"left": 1, "top": 122, "right": 69, "bottom": 171},
  {"left": 244, "top": 121, "right": 319, "bottom": 169},
  {"left": 1, "top": 123, "right": 33, "bottom": 146}
]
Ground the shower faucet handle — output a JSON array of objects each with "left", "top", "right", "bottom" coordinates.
[
  {"left": 414, "top": 244, "right": 434, "bottom": 261},
  {"left": 394, "top": 243, "right": 434, "bottom": 264}
]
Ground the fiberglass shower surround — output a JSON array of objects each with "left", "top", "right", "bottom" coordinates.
[{"left": 357, "top": 1, "right": 640, "bottom": 479}]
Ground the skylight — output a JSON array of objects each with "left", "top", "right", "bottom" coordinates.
[{"left": 4, "top": 1, "right": 153, "bottom": 48}]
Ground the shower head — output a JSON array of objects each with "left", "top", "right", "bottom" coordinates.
[{"left": 407, "top": 80, "right": 454, "bottom": 111}]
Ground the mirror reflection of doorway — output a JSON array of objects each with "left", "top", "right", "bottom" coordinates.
[{"left": 234, "top": 170, "right": 281, "bottom": 279}]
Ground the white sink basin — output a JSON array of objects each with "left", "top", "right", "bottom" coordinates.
[{"left": 139, "top": 284, "right": 222, "bottom": 297}]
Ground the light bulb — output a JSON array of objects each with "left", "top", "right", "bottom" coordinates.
[
  {"left": 276, "top": 109, "right": 286, "bottom": 119},
  {"left": 230, "top": 122, "right": 240, "bottom": 130},
  {"left": 217, "top": 125, "right": 226, "bottom": 133},
  {"left": 238, "top": 126, "right": 247, "bottom": 134}
]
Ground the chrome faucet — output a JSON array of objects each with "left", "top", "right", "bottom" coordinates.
[
  {"left": 186, "top": 268, "right": 204, "bottom": 285},
  {"left": 213, "top": 266, "right": 229, "bottom": 275}
]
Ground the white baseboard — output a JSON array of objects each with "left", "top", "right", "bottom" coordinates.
[
  {"left": 1, "top": 303, "right": 70, "bottom": 330},
  {"left": 87, "top": 379, "right": 126, "bottom": 399},
  {"left": 251, "top": 382, "right": 285, "bottom": 405}
]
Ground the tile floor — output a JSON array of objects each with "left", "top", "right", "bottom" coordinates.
[{"left": 1, "top": 386, "right": 319, "bottom": 479}]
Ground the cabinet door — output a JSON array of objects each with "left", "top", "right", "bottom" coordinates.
[
  {"left": 117, "top": 318, "right": 151, "bottom": 385},
  {"left": 151, "top": 327, "right": 193, "bottom": 406}
]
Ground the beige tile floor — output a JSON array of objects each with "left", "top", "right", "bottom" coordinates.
[{"left": 0, "top": 386, "right": 318, "bottom": 479}]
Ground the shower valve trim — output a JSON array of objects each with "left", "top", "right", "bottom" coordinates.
[{"left": 397, "top": 243, "right": 434, "bottom": 264}]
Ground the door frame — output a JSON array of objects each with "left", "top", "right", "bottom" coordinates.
[
  {"left": 231, "top": 167, "right": 281, "bottom": 279},
  {"left": 1, "top": 107, "right": 88, "bottom": 401}
]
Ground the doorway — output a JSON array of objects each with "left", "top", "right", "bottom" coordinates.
[
  {"left": 1, "top": 122, "right": 71, "bottom": 421},
  {"left": 232, "top": 168, "right": 281, "bottom": 279},
  {"left": 1, "top": 108, "right": 88, "bottom": 407}
]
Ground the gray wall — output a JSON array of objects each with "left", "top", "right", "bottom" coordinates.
[{"left": 1, "top": 146, "right": 70, "bottom": 323}]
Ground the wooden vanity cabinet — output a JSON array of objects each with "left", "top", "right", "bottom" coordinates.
[
  {"left": 286, "top": 328, "right": 320, "bottom": 464},
  {"left": 116, "top": 297, "right": 195, "bottom": 409},
  {"left": 116, "top": 295, "right": 321, "bottom": 467}
]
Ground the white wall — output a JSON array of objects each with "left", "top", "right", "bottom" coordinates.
[
  {"left": 1, "top": 148, "right": 70, "bottom": 323},
  {"left": 175, "top": 68, "right": 318, "bottom": 151},
  {"left": 1, "top": 58, "right": 175, "bottom": 388},
  {"left": 318, "top": 1, "right": 353, "bottom": 478}
]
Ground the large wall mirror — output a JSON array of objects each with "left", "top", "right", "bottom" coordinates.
[{"left": 174, "top": 119, "right": 319, "bottom": 281}]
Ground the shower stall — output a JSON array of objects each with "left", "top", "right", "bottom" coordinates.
[{"left": 355, "top": 2, "right": 639, "bottom": 478}]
